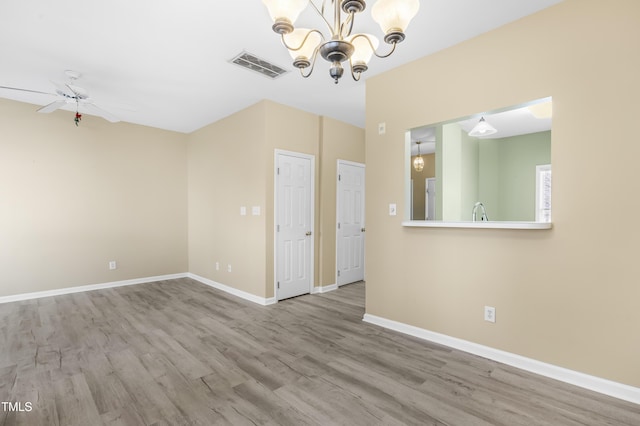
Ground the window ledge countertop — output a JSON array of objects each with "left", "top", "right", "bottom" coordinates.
[{"left": 402, "top": 220, "right": 552, "bottom": 230}]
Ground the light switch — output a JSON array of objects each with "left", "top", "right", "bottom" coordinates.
[
  {"left": 389, "top": 203, "right": 397, "bottom": 216},
  {"left": 252, "top": 206, "right": 261, "bottom": 216},
  {"left": 378, "top": 122, "right": 386, "bottom": 135},
  {"left": 240, "top": 206, "right": 247, "bottom": 216}
]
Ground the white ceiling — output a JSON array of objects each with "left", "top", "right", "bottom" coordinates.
[
  {"left": 0, "top": 0, "right": 562, "bottom": 133},
  {"left": 410, "top": 98, "right": 553, "bottom": 155}
]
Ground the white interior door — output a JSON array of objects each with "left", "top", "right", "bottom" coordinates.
[
  {"left": 535, "top": 164, "right": 552, "bottom": 222},
  {"left": 276, "top": 151, "right": 314, "bottom": 300},
  {"left": 337, "top": 161, "right": 365, "bottom": 286},
  {"left": 426, "top": 178, "right": 436, "bottom": 220}
]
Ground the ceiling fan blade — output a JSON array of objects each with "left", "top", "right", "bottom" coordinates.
[
  {"left": 37, "top": 100, "right": 67, "bottom": 113},
  {"left": 83, "top": 103, "right": 120, "bottom": 123},
  {"left": 0, "top": 85, "right": 56, "bottom": 96}
]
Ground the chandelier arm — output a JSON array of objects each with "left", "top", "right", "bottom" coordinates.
[
  {"left": 308, "top": 0, "right": 335, "bottom": 35},
  {"left": 332, "top": 0, "right": 341, "bottom": 36},
  {"left": 280, "top": 29, "right": 326, "bottom": 52},
  {"left": 299, "top": 67, "right": 313, "bottom": 78},
  {"left": 349, "top": 33, "right": 399, "bottom": 59},
  {"left": 341, "top": 11, "right": 356, "bottom": 38},
  {"left": 299, "top": 44, "right": 323, "bottom": 78},
  {"left": 373, "top": 40, "right": 398, "bottom": 59},
  {"left": 348, "top": 58, "right": 362, "bottom": 82}
]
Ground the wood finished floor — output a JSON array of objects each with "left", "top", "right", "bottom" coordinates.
[{"left": 1, "top": 278, "right": 638, "bottom": 426}]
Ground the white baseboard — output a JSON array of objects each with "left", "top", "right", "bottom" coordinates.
[
  {"left": 0, "top": 273, "right": 189, "bottom": 304},
  {"left": 187, "top": 273, "right": 276, "bottom": 306},
  {"left": 312, "top": 283, "right": 338, "bottom": 294},
  {"left": 0, "top": 272, "right": 277, "bottom": 307},
  {"left": 363, "top": 313, "right": 640, "bottom": 406}
]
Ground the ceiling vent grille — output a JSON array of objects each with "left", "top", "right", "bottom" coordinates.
[{"left": 229, "top": 51, "right": 288, "bottom": 79}]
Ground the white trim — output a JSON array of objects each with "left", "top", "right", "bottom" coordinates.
[
  {"left": 0, "top": 273, "right": 188, "bottom": 304},
  {"left": 336, "top": 159, "right": 366, "bottom": 168},
  {"left": 188, "top": 273, "right": 277, "bottom": 306},
  {"left": 404, "top": 131, "right": 413, "bottom": 222},
  {"left": 363, "top": 313, "right": 640, "bottom": 405},
  {"left": 274, "top": 149, "right": 316, "bottom": 302},
  {"left": 402, "top": 220, "right": 552, "bottom": 229},
  {"left": 312, "top": 284, "right": 338, "bottom": 294},
  {"left": 273, "top": 150, "right": 279, "bottom": 302}
]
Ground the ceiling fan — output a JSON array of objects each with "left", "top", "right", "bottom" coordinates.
[{"left": 0, "top": 70, "right": 120, "bottom": 125}]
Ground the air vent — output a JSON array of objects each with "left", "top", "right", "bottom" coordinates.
[{"left": 229, "top": 51, "right": 289, "bottom": 79}]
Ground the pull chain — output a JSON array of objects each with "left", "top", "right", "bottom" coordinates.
[{"left": 74, "top": 100, "right": 82, "bottom": 126}]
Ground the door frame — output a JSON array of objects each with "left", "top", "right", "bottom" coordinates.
[
  {"left": 273, "top": 149, "right": 316, "bottom": 301},
  {"left": 336, "top": 159, "right": 366, "bottom": 286}
]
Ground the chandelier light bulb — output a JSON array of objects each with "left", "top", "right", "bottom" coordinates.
[
  {"left": 349, "top": 34, "right": 380, "bottom": 69},
  {"left": 413, "top": 155, "right": 424, "bottom": 172},
  {"left": 413, "top": 140, "right": 424, "bottom": 172},
  {"left": 262, "top": 0, "right": 308, "bottom": 33},
  {"left": 372, "top": 0, "right": 420, "bottom": 41}
]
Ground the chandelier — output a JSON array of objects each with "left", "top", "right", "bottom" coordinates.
[{"left": 261, "top": 0, "right": 420, "bottom": 83}]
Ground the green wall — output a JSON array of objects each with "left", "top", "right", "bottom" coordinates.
[
  {"left": 461, "top": 129, "right": 479, "bottom": 221},
  {"left": 436, "top": 128, "right": 551, "bottom": 221},
  {"left": 479, "top": 131, "right": 551, "bottom": 221}
]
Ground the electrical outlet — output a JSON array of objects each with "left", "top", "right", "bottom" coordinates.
[
  {"left": 227, "top": 264, "right": 232, "bottom": 273},
  {"left": 484, "top": 306, "right": 496, "bottom": 323},
  {"left": 240, "top": 206, "right": 247, "bottom": 216},
  {"left": 109, "top": 261, "right": 117, "bottom": 270},
  {"left": 215, "top": 262, "right": 220, "bottom": 271}
]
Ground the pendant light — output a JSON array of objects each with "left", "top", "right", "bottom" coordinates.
[
  {"left": 468, "top": 117, "right": 497, "bottom": 138},
  {"left": 413, "top": 141, "right": 424, "bottom": 172}
]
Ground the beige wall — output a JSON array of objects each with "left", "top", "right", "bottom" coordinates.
[
  {"left": 0, "top": 98, "right": 188, "bottom": 296},
  {"left": 188, "top": 100, "right": 365, "bottom": 298},
  {"left": 1, "top": 96, "right": 364, "bottom": 301},
  {"left": 188, "top": 102, "right": 268, "bottom": 297},
  {"left": 264, "top": 101, "right": 321, "bottom": 298},
  {"left": 318, "top": 117, "right": 366, "bottom": 287},
  {"left": 365, "top": 0, "right": 640, "bottom": 387}
]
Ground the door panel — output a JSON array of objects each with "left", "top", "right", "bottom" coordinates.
[
  {"left": 276, "top": 153, "right": 313, "bottom": 300},
  {"left": 337, "top": 161, "right": 365, "bottom": 286},
  {"left": 426, "top": 178, "right": 436, "bottom": 220}
]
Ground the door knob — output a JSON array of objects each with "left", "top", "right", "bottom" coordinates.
[
  {"left": 361, "top": 228, "right": 366, "bottom": 232},
  {"left": 306, "top": 231, "right": 312, "bottom": 236}
]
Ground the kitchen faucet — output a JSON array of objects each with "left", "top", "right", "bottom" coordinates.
[{"left": 472, "top": 202, "right": 489, "bottom": 222}]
